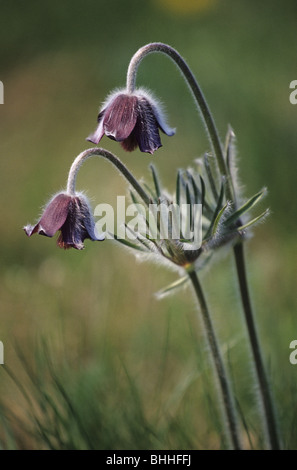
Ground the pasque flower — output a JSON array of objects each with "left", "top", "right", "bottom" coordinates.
[
  {"left": 24, "top": 192, "right": 104, "bottom": 250},
  {"left": 87, "top": 88, "right": 175, "bottom": 154},
  {"left": 21, "top": 42, "right": 279, "bottom": 451}
]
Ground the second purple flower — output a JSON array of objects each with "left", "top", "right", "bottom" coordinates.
[
  {"left": 24, "top": 192, "right": 104, "bottom": 250},
  {"left": 87, "top": 89, "right": 175, "bottom": 155}
]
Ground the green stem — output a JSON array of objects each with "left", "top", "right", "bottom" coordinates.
[
  {"left": 233, "top": 242, "right": 281, "bottom": 449},
  {"left": 127, "top": 42, "right": 280, "bottom": 449},
  {"left": 188, "top": 270, "right": 242, "bottom": 450},
  {"left": 66, "top": 147, "right": 151, "bottom": 206},
  {"left": 126, "top": 42, "right": 232, "bottom": 201}
]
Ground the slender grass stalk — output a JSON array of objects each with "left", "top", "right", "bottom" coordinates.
[
  {"left": 188, "top": 270, "right": 242, "bottom": 450},
  {"left": 126, "top": 42, "right": 281, "bottom": 449}
]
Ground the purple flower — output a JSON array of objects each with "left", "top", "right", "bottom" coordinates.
[
  {"left": 24, "top": 192, "right": 104, "bottom": 250},
  {"left": 87, "top": 88, "right": 175, "bottom": 154}
]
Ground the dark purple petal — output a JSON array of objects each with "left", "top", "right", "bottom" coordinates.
[
  {"left": 149, "top": 102, "right": 175, "bottom": 137},
  {"left": 24, "top": 223, "right": 40, "bottom": 237},
  {"left": 103, "top": 94, "right": 138, "bottom": 141},
  {"left": 86, "top": 114, "right": 105, "bottom": 144},
  {"left": 24, "top": 193, "right": 72, "bottom": 238},
  {"left": 56, "top": 198, "right": 81, "bottom": 249},
  {"left": 120, "top": 133, "right": 138, "bottom": 152},
  {"left": 57, "top": 195, "right": 104, "bottom": 250},
  {"left": 78, "top": 196, "right": 105, "bottom": 242},
  {"left": 133, "top": 98, "right": 162, "bottom": 154}
]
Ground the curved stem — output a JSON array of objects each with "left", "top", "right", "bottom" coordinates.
[
  {"left": 188, "top": 270, "right": 242, "bottom": 450},
  {"left": 126, "top": 42, "right": 232, "bottom": 201},
  {"left": 127, "top": 43, "right": 280, "bottom": 448},
  {"left": 66, "top": 147, "right": 151, "bottom": 206},
  {"left": 233, "top": 242, "right": 281, "bottom": 449}
]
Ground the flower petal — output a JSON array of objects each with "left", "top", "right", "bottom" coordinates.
[
  {"left": 120, "top": 134, "right": 138, "bottom": 152},
  {"left": 103, "top": 94, "right": 138, "bottom": 141},
  {"left": 24, "top": 193, "right": 72, "bottom": 238},
  {"left": 133, "top": 98, "right": 162, "bottom": 154},
  {"left": 77, "top": 195, "right": 105, "bottom": 242},
  {"left": 152, "top": 104, "right": 176, "bottom": 137},
  {"left": 86, "top": 116, "right": 105, "bottom": 144},
  {"left": 39, "top": 193, "right": 72, "bottom": 237},
  {"left": 57, "top": 195, "right": 104, "bottom": 250},
  {"left": 137, "top": 88, "right": 175, "bottom": 137}
]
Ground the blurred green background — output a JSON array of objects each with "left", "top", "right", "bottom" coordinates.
[{"left": 0, "top": 0, "right": 297, "bottom": 449}]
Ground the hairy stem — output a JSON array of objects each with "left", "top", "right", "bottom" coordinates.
[
  {"left": 66, "top": 147, "right": 151, "bottom": 205},
  {"left": 127, "top": 42, "right": 280, "bottom": 449},
  {"left": 188, "top": 270, "right": 242, "bottom": 450},
  {"left": 233, "top": 242, "right": 281, "bottom": 449},
  {"left": 126, "top": 42, "right": 233, "bottom": 201}
]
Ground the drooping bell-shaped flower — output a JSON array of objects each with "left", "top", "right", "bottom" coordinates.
[
  {"left": 24, "top": 192, "right": 104, "bottom": 250},
  {"left": 87, "top": 88, "right": 175, "bottom": 154}
]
